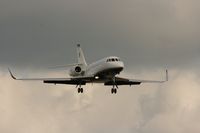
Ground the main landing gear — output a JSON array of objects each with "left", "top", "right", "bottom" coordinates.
[
  {"left": 76, "top": 84, "right": 83, "bottom": 93},
  {"left": 111, "top": 88, "right": 117, "bottom": 94},
  {"left": 111, "top": 76, "right": 118, "bottom": 94},
  {"left": 78, "top": 87, "right": 83, "bottom": 93}
]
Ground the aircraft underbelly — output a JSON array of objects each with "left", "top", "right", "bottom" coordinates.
[{"left": 96, "top": 67, "right": 123, "bottom": 76}]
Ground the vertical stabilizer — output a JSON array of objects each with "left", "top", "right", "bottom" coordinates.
[{"left": 77, "top": 44, "right": 87, "bottom": 67}]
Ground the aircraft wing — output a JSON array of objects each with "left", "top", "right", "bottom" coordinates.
[
  {"left": 104, "top": 70, "right": 168, "bottom": 86},
  {"left": 9, "top": 68, "right": 168, "bottom": 86},
  {"left": 8, "top": 68, "right": 93, "bottom": 85}
]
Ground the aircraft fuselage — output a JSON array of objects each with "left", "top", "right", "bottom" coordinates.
[{"left": 86, "top": 56, "right": 124, "bottom": 77}]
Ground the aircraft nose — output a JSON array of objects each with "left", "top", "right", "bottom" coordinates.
[
  {"left": 121, "top": 61, "right": 124, "bottom": 67},
  {"left": 119, "top": 61, "right": 124, "bottom": 69}
]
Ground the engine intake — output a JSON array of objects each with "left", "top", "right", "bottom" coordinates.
[
  {"left": 75, "top": 66, "right": 81, "bottom": 73},
  {"left": 69, "top": 66, "right": 85, "bottom": 76}
]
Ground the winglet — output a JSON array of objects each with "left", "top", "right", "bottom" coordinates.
[
  {"left": 165, "top": 69, "right": 168, "bottom": 81},
  {"left": 8, "top": 68, "right": 16, "bottom": 80}
]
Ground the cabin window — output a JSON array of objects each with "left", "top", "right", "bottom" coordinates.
[
  {"left": 112, "top": 58, "right": 115, "bottom": 61},
  {"left": 107, "top": 59, "right": 111, "bottom": 62}
]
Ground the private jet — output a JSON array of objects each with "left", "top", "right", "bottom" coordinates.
[{"left": 9, "top": 44, "right": 168, "bottom": 94}]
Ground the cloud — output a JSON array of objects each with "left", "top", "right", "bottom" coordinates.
[
  {"left": 0, "top": 69, "right": 94, "bottom": 133},
  {"left": 1, "top": 69, "right": 200, "bottom": 133}
]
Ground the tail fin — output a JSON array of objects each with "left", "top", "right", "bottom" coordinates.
[{"left": 76, "top": 44, "right": 87, "bottom": 67}]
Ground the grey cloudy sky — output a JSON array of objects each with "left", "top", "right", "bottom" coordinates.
[
  {"left": 1, "top": 0, "right": 200, "bottom": 69},
  {"left": 1, "top": 0, "right": 200, "bottom": 133}
]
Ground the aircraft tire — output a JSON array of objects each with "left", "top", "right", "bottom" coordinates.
[
  {"left": 114, "top": 89, "right": 117, "bottom": 94},
  {"left": 78, "top": 88, "right": 81, "bottom": 93}
]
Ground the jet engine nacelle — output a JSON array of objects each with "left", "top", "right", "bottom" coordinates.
[{"left": 69, "top": 66, "right": 85, "bottom": 76}]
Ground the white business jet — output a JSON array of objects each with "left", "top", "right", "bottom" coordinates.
[{"left": 9, "top": 44, "right": 168, "bottom": 94}]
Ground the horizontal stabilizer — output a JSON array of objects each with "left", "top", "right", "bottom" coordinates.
[{"left": 48, "top": 63, "right": 82, "bottom": 69}]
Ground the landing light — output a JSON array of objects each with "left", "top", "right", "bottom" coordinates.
[{"left": 95, "top": 76, "right": 99, "bottom": 79}]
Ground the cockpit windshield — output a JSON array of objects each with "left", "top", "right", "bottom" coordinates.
[{"left": 106, "top": 58, "right": 120, "bottom": 62}]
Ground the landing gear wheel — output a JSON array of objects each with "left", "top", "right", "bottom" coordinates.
[
  {"left": 80, "top": 88, "right": 83, "bottom": 93},
  {"left": 78, "top": 88, "right": 80, "bottom": 93},
  {"left": 111, "top": 88, "right": 117, "bottom": 94},
  {"left": 114, "top": 89, "right": 117, "bottom": 94},
  {"left": 111, "top": 88, "right": 114, "bottom": 94},
  {"left": 78, "top": 88, "right": 84, "bottom": 93}
]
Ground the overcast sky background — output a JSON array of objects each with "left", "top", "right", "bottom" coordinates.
[{"left": 1, "top": 0, "right": 200, "bottom": 133}]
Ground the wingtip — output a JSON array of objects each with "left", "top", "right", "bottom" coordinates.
[
  {"left": 166, "top": 69, "right": 168, "bottom": 81},
  {"left": 8, "top": 68, "right": 16, "bottom": 80}
]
